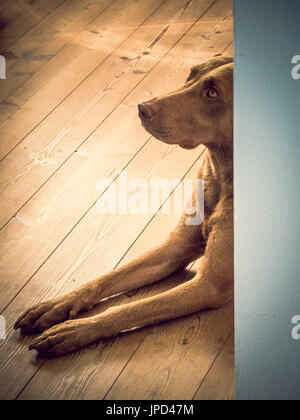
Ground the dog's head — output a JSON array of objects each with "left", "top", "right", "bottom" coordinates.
[{"left": 138, "top": 56, "right": 233, "bottom": 149}]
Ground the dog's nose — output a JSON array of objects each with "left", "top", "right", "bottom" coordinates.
[{"left": 138, "top": 103, "right": 154, "bottom": 120}]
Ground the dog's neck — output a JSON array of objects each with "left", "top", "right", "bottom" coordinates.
[{"left": 206, "top": 142, "right": 233, "bottom": 184}]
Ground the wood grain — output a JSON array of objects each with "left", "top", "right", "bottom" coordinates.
[
  {"left": 0, "top": 0, "right": 219, "bottom": 228},
  {"left": 15, "top": 155, "right": 203, "bottom": 400},
  {"left": 105, "top": 304, "right": 233, "bottom": 400},
  {"left": 0, "top": 0, "right": 65, "bottom": 52},
  {"left": 0, "top": 0, "right": 234, "bottom": 401},
  {"left": 193, "top": 332, "right": 235, "bottom": 400},
  {"left": 0, "top": 0, "right": 116, "bottom": 124},
  {"left": 0, "top": 151, "right": 202, "bottom": 400},
  {"left": 0, "top": 0, "right": 232, "bottom": 312},
  {"left": 0, "top": 0, "right": 115, "bottom": 103},
  {"left": 0, "top": 0, "right": 164, "bottom": 159}
]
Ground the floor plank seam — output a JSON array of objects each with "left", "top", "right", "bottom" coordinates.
[
  {"left": 103, "top": 258, "right": 199, "bottom": 401},
  {"left": 102, "top": 332, "right": 149, "bottom": 401},
  {"left": 13, "top": 158, "right": 202, "bottom": 399},
  {"left": 191, "top": 328, "right": 234, "bottom": 400},
  {"left": 113, "top": 151, "right": 205, "bottom": 271},
  {"left": 10, "top": 149, "right": 202, "bottom": 399},
  {"left": 0, "top": 0, "right": 117, "bottom": 105},
  {"left": 0, "top": 0, "right": 221, "bottom": 234},
  {"left": 1, "top": 141, "right": 203, "bottom": 317},
  {"left": 1, "top": 0, "right": 227, "bottom": 311},
  {"left": 0, "top": 0, "right": 232, "bottom": 324},
  {"left": 0, "top": 137, "right": 151, "bottom": 315},
  {"left": 0, "top": 0, "right": 67, "bottom": 54},
  {"left": 0, "top": 0, "right": 218, "bottom": 163},
  {"left": 0, "top": 0, "right": 165, "bottom": 162},
  {"left": 0, "top": 0, "right": 234, "bottom": 400}
]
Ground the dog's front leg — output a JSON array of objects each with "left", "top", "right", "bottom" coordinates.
[
  {"left": 28, "top": 271, "right": 224, "bottom": 357},
  {"left": 15, "top": 222, "right": 205, "bottom": 334},
  {"left": 28, "top": 215, "right": 233, "bottom": 357}
]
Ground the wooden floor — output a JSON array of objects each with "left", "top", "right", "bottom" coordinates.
[{"left": 0, "top": 0, "right": 234, "bottom": 400}]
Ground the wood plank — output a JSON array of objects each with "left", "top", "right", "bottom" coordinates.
[
  {"left": 19, "top": 272, "right": 210, "bottom": 401},
  {"left": 193, "top": 332, "right": 234, "bottom": 400},
  {"left": 0, "top": 0, "right": 164, "bottom": 160},
  {"left": 0, "top": 0, "right": 160, "bottom": 120},
  {"left": 0, "top": 0, "right": 233, "bottom": 400},
  {"left": 17, "top": 155, "right": 233, "bottom": 401},
  {"left": 0, "top": 0, "right": 222, "bottom": 228},
  {"left": 0, "top": 143, "right": 204, "bottom": 400},
  {"left": 0, "top": 0, "right": 232, "bottom": 315},
  {"left": 105, "top": 304, "right": 233, "bottom": 400},
  {"left": 0, "top": 0, "right": 65, "bottom": 52},
  {"left": 0, "top": 0, "right": 115, "bottom": 103},
  {"left": 0, "top": 0, "right": 231, "bottom": 153},
  {"left": 15, "top": 154, "right": 203, "bottom": 400},
  {"left": 0, "top": 0, "right": 118, "bottom": 126}
]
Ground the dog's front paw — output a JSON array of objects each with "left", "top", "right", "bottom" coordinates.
[
  {"left": 28, "top": 319, "right": 101, "bottom": 357},
  {"left": 14, "top": 292, "right": 94, "bottom": 334}
]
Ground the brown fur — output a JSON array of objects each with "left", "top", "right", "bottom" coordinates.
[{"left": 15, "top": 56, "right": 234, "bottom": 357}]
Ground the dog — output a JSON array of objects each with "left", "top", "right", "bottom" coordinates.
[{"left": 14, "top": 56, "right": 234, "bottom": 357}]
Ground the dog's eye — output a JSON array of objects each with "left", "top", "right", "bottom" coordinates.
[{"left": 206, "top": 88, "right": 218, "bottom": 99}]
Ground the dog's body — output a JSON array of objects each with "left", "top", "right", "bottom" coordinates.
[{"left": 15, "top": 56, "right": 234, "bottom": 357}]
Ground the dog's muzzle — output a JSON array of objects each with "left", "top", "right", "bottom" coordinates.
[{"left": 138, "top": 103, "right": 155, "bottom": 121}]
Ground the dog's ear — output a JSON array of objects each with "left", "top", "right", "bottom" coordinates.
[
  {"left": 186, "top": 66, "right": 200, "bottom": 83},
  {"left": 186, "top": 55, "right": 234, "bottom": 84}
]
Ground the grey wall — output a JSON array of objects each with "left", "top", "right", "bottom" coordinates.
[{"left": 234, "top": 0, "right": 300, "bottom": 400}]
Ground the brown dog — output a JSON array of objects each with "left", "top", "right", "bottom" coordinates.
[{"left": 14, "top": 56, "right": 234, "bottom": 357}]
